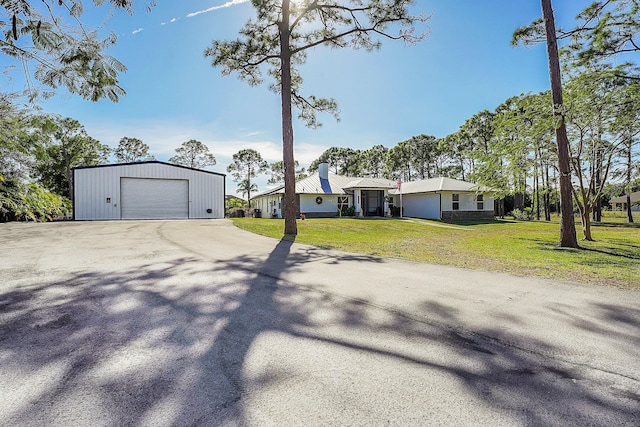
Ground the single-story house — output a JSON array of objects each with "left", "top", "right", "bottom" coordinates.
[
  {"left": 610, "top": 191, "right": 640, "bottom": 212},
  {"left": 73, "top": 161, "right": 225, "bottom": 220},
  {"left": 252, "top": 163, "right": 397, "bottom": 218},
  {"left": 252, "top": 162, "right": 494, "bottom": 220},
  {"left": 388, "top": 177, "right": 494, "bottom": 220}
]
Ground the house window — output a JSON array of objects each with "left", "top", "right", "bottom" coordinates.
[
  {"left": 476, "top": 194, "right": 484, "bottom": 210},
  {"left": 452, "top": 194, "right": 459, "bottom": 211},
  {"left": 338, "top": 196, "right": 349, "bottom": 210}
]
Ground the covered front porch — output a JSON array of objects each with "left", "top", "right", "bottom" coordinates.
[
  {"left": 358, "top": 189, "right": 386, "bottom": 217},
  {"left": 345, "top": 178, "right": 397, "bottom": 217}
]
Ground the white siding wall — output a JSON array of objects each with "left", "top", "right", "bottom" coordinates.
[
  {"left": 483, "top": 194, "right": 495, "bottom": 212},
  {"left": 401, "top": 193, "right": 440, "bottom": 219},
  {"left": 440, "top": 191, "right": 494, "bottom": 212},
  {"left": 253, "top": 197, "right": 267, "bottom": 216},
  {"left": 353, "top": 189, "right": 362, "bottom": 216},
  {"left": 74, "top": 163, "right": 225, "bottom": 220},
  {"left": 614, "top": 202, "right": 640, "bottom": 212},
  {"left": 300, "top": 194, "right": 339, "bottom": 214},
  {"left": 253, "top": 195, "right": 282, "bottom": 217}
]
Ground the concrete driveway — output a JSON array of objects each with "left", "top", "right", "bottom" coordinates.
[{"left": 1, "top": 219, "right": 639, "bottom": 426}]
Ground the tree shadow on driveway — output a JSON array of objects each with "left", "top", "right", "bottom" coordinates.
[{"left": 1, "top": 235, "right": 639, "bottom": 425}]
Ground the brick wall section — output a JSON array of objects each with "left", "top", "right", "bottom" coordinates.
[{"left": 441, "top": 210, "right": 495, "bottom": 221}]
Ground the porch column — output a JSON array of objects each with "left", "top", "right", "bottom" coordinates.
[
  {"left": 384, "top": 190, "right": 390, "bottom": 216},
  {"left": 354, "top": 189, "right": 362, "bottom": 217}
]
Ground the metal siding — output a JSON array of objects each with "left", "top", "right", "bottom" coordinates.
[
  {"left": 74, "top": 163, "right": 225, "bottom": 220},
  {"left": 75, "top": 167, "right": 120, "bottom": 220}
]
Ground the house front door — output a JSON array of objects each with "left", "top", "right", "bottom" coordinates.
[{"left": 362, "top": 190, "right": 384, "bottom": 216}]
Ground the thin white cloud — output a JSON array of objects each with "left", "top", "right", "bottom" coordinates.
[
  {"left": 160, "top": 22, "right": 166, "bottom": 26},
  {"left": 83, "top": 119, "right": 327, "bottom": 193},
  {"left": 294, "top": 142, "right": 330, "bottom": 166},
  {"left": 132, "top": 28, "right": 144, "bottom": 35},
  {"left": 187, "top": 0, "right": 250, "bottom": 18},
  {"left": 170, "top": 18, "right": 177, "bottom": 23}
]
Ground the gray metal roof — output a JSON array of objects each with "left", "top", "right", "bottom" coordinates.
[
  {"left": 254, "top": 172, "right": 369, "bottom": 197},
  {"left": 610, "top": 191, "right": 640, "bottom": 204},
  {"left": 255, "top": 174, "right": 487, "bottom": 198},
  {"left": 72, "top": 160, "right": 226, "bottom": 177},
  {"left": 343, "top": 177, "right": 397, "bottom": 189},
  {"left": 388, "top": 177, "right": 484, "bottom": 195}
]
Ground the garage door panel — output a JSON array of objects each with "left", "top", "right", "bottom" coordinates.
[
  {"left": 402, "top": 194, "right": 440, "bottom": 219},
  {"left": 121, "top": 178, "right": 189, "bottom": 219}
]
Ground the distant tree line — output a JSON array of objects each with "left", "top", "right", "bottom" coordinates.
[
  {"left": 299, "top": 0, "right": 640, "bottom": 242},
  {"left": 303, "top": 66, "right": 639, "bottom": 240}
]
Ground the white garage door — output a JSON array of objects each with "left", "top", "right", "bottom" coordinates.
[
  {"left": 402, "top": 193, "right": 440, "bottom": 219},
  {"left": 121, "top": 178, "right": 189, "bottom": 219}
]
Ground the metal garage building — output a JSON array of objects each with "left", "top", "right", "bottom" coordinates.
[{"left": 73, "top": 161, "right": 225, "bottom": 220}]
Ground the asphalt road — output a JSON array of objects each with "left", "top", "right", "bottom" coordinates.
[{"left": 1, "top": 219, "right": 639, "bottom": 426}]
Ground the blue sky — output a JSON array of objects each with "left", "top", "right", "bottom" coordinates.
[{"left": 3, "top": 1, "right": 591, "bottom": 194}]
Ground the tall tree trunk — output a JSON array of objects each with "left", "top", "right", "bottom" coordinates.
[
  {"left": 626, "top": 141, "right": 634, "bottom": 223},
  {"left": 538, "top": 146, "right": 551, "bottom": 221},
  {"left": 574, "top": 178, "right": 596, "bottom": 241},
  {"left": 626, "top": 194, "right": 634, "bottom": 223},
  {"left": 593, "top": 145, "right": 602, "bottom": 222},
  {"left": 280, "top": 0, "right": 297, "bottom": 235},
  {"left": 515, "top": 192, "right": 524, "bottom": 211},
  {"left": 580, "top": 201, "right": 593, "bottom": 241},
  {"left": 552, "top": 167, "right": 560, "bottom": 216},
  {"left": 541, "top": 0, "right": 579, "bottom": 248},
  {"left": 247, "top": 170, "right": 252, "bottom": 209},
  {"left": 63, "top": 141, "right": 73, "bottom": 202},
  {"left": 544, "top": 158, "right": 551, "bottom": 221},
  {"left": 589, "top": 150, "right": 595, "bottom": 221},
  {"left": 534, "top": 153, "right": 541, "bottom": 220}
]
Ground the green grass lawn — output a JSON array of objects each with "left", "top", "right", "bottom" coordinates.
[
  {"left": 598, "top": 210, "right": 640, "bottom": 224},
  {"left": 231, "top": 216, "right": 640, "bottom": 290}
]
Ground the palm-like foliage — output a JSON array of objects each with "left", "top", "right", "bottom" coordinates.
[
  {"left": 236, "top": 179, "right": 258, "bottom": 208},
  {"left": 1, "top": 0, "right": 142, "bottom": 101},
  {"left": 227, "top": 148, "right": 267, "bottom": 205}
]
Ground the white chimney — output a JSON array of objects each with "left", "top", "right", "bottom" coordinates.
[{"left": 318, "top": 162, "right": 329, "bottom": 180}]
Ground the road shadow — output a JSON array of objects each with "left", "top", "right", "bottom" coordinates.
[{"left": 1, "top": 236, "right": 639, "bottom": 425}]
